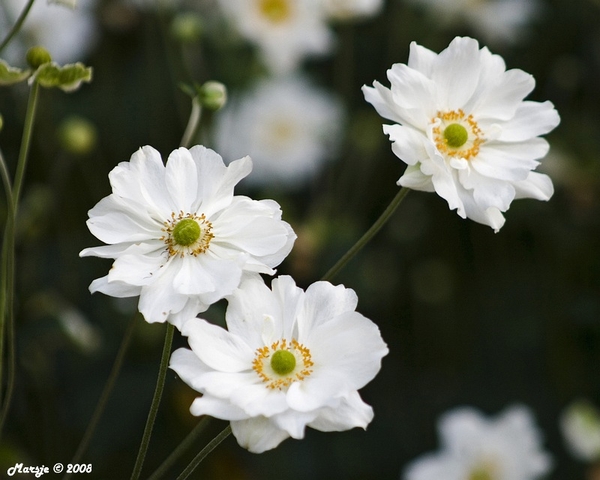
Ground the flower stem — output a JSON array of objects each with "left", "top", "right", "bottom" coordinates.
[
  {"left": 0, "top": 0, "right": 36, "bottom": 55},
  {"left": 63, "top": 313, "right": 139, "bottom": 480},
  {"left": 175, "top": 425, "right": 232, "bottom": 480},
  {"left": 0, "top": 80, "right": 41, "bottom": 435},
  {"left": 180, "top": 96, "right": 202, "bottom": 149},
  {"left": 146, "top": 417, "right": 211, "bottom": 480},
  {"left": 130, "top": 322, "right": 175, "bottom": 480},
  {"left": 321, "top": 186, "right": 410, "bottom": 282}
]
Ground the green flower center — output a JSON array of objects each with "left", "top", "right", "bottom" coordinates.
[
  {"left": 172, "top": 218, "right": 201, "bottom": 247},
  {"left": 443, "top": 123, "right": 469, "bottom": 148},
  {"left": 270, "top": 349, "right": 296, "bottom": 376}
]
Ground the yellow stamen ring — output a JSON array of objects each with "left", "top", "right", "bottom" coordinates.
[
  {"left": 252, "top": 338, "right": 314, "bottom": 390},
  {"left": 432, "top": 109, "right": 484, "bottom": 161},
  {"left": 161, "top": 211, "right": 214, "bottom": 258}
]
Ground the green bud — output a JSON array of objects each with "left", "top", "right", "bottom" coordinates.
[
  {"left": 443, "top": 123, "right": 469, "bottom": 149},
  {"left": 198, "top": 81, "right": 227, "bottom": 111},
  {"left": 171, "top": 12, "right": 203, "bottom": 43},
  {"left": 270, "top": 350, "right": 296, "bottom": 376},
  {"left": 26, "top": 46, "right": 52, "bottom": 69},
  {"left": 58, "top": 116, "right": 97, "bottom": 155},
  {"left": 173, "top": 218, "right": 201, "bottom": 246}
]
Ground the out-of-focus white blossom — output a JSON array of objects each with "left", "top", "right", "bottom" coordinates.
[
  {"left": 214, "top": 76, "right": 343, "bottom": 189},
  {"left": 560, "top": 400, "right": 600, "bottom": 462},
  {"left": 215, "top": 0, "right": 333, "bottom": 75},
  {"left": 403, "top": 405, "right": 552, "bottom": 480}
]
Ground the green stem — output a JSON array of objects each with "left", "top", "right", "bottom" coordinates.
[
  {"left": 0, "top": 149, "right": 14, "bottom": 405},
  {"left": 62, "top": 313, "right": 139, "bottom": 480},
  {"left": 321, "top": 187, "right": 410, "bottom": 282},
  {"left": 13, "top": 80, "right": 40, "bottom": 208},
  {"left": 0, "top": 0, "right": 36, "bottom": 55},
  {"left": 0, "top": 80, "right": 41, "bottom": 436},
  {"left": 175, "top": 425, "right": 232, "bottom": 480},
  {"left": 146, "top": 417, "right": 211, "bottom": 480},
  {"left": 130, "top": 323, "right": 175, "bottom": 480},
  {"left": 179, "top": 96, "right": 202, "bottom": 149}
]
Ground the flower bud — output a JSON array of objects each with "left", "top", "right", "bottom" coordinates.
[
  {"left": 58, "top": 116, "right": 97, "bottom": 155},
  {"left": 26, "top": 46, "right": 52, "bottom": 69},
  {"left": 171, "top": 12, "right": 203, "bottom": 43},
  {"left": 199, "top": 81, "right": 227, "bottom": 111}
]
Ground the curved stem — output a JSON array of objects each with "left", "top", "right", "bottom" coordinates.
[
  {"left": 146, "top": 417, "right": 211, "bottom": 480},
  {"left": 0, "top": 0, "right": 36, "bottom": 55},
  {"left": 175, "top": 425, "right": 232, "bottom": 480},
  {"left": 130, "top": 323, "right": 175, "bottom": 480},
  {"left": 62, "top": 313, "right": 139, "bottom": 480},
  {"left": 321, "top": 187, "right": 410, "bottom": 282},
  {"left": 180, "top": 96, "right": 202, "bottom": 149}
]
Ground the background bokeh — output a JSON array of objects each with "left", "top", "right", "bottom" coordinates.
[{"left": 1, "top": 0, "right": 600, "bottom": 478}]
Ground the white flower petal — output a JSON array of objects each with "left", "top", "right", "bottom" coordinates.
[
  {"left": 495, "top": 101, "right": 561, "bottom": 142},
  {"left": 298, "top": 280, "right": 358, "bottom": 337},
  {"left": 89, "top": 276, "right": 141, "bottom": 297},
  {"left": 137, "top": 264, "right": 188, "bottom": 323},
  {"left": 231, "top": 417, "right": 290, "bottom": 454},
  {"left": 513, "top": 171, "right": 554, "bottom": 201},
  {"left": 212, "top": 198, "right": 292, "bottom": 257},
  {"left": 388, "top": 64, "right": 436, "bottom": 127},
  {"left": 190, "top": 395, "right": 249, "bottom": 421},
  {"left": 306, "top": 311, "right": 388, "bottom": 390},
  {"left": 165, "top": 147, "right": 199, "bottom": 212},
  {"left": 181, "top": 318, "right": 254, "bottom": 372},
  {"left": 398, "top": 164, "right": 435, "bottom": 191},
  {"left": 362, "top": 81, "right": 405, "bottom": 125},
  {"left": 272, "top": 409, "right": 317, "bottom": 439},
  {"left": 407, "top": 41, "right": 437, "bottom": 77},
  {"left": 308, "top": 391, "right": 374, "bottom": 432},
  {"left": 107, "top": 251, "right": 165, "bottom": 287},
  {"left": 384, "top": 124, "right": 430, "bottom": 166},
  {"left": 431, "top": 37, "right": 483, "bottom": 111}
]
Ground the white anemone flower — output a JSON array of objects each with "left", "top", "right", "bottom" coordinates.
[
  {"left": 408, "top": 0, "right": 541, "bottom": 46},
  {"left": 0, "top": 0, "right": 97, "bottom": 66},
  {"left": 363, "top": 36, "right": 560, "bottom": 232},
  {"left": 214, "top": 76, "right": 343, "bottom": 189},
  {"left": 80, "top": 145, "right": 296, "bottom": 328},
  {"left": 169, "top": 275, "right": 388, "bottom": 453},
  {"left": 560, "top": 400, "right": 600, "bottom": 462},
  {"left": 216, "top": 0, "right": 333, "bottom": 75},
  {"left": 403, "top": 405, "right": 552, "bottom": 480}
]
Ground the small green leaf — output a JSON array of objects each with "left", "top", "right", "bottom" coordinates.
[
  {"left": 34, "top": 62, "right": 92, "bottom": 92},
  {"left": 0, "top": 60, "right": 31, "bottom": 86}
]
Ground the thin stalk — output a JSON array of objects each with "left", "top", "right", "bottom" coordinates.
[
  {"left": 13, "top": 80, "right": 40, "bottom": 208},
  {"left": 0, "top": 80, "right": 41, "bottom": 435},
  {"left": 62, "top": 313, "right": 139, "bottom": 480},
  {"left": 175, "top": 425, "right": 232, "bottom": 480},
  {"left": 147, "top": 417, "right": 211, "bottom": 480},
  {"left": 321, "top": 187, "right": 410, "bottom": 282},
  {"left": 0, "top": 0, "right": 36, "bottom": 54},
  {"left": 179, "top": 96, "right": 202, "bottom": 149},
  {"left": 0, "top": 149, "right": 14, "bottom": 404},
  {"left": 130, "top": 323, "right": 175, "bottom": 480}
]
